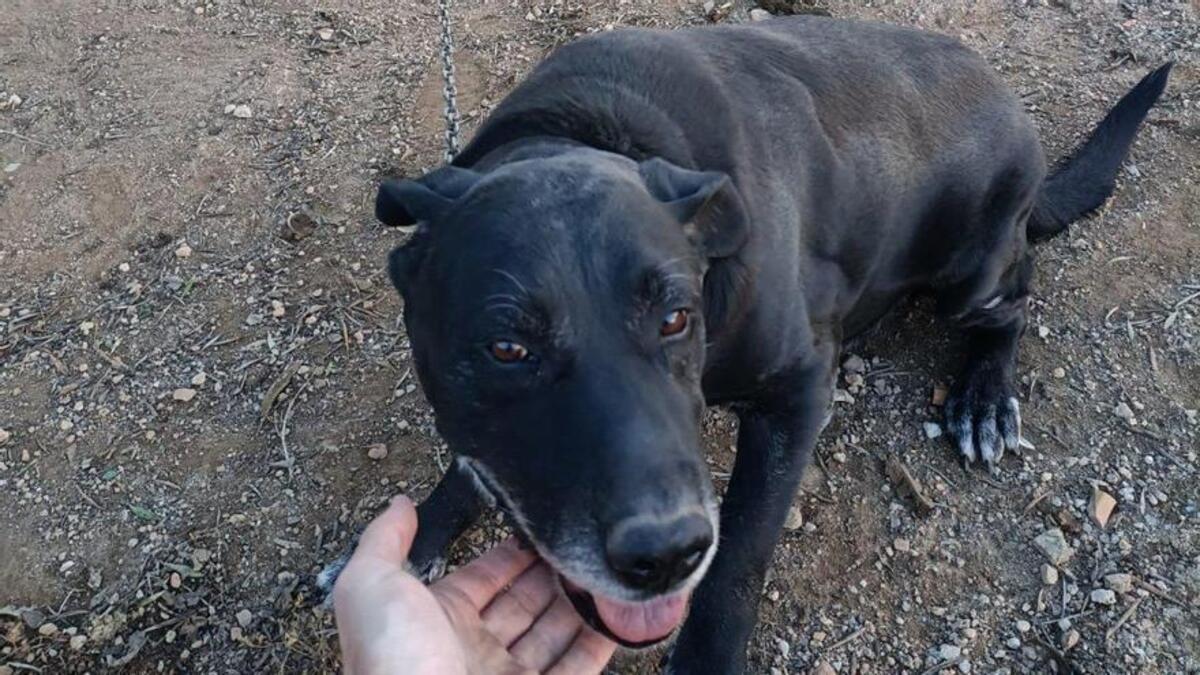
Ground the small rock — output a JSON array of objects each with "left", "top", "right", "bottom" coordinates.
[
  {"left": 749, "top": 8, "right": 772, "bottom": 20},
  {"left": 172, "top": 388, "right": 197, "bottom": 402},
  {"left": 1052, "top": 367, "right": 1066, "bottom": 379},
  {"left": 21, "top": 608, "right": 45, "bottom": 628},
  {"left": 1016, "top": 620, "right": 1031, "bottom": 633},
  {"left": 38, "top": 622, "right": 59, "bottom": 637},
  {"left": 775, "top": 636, "right": 791, "bottom": 659},
  {"left": 4, "top": 92, "right": 23, "bottom": 108},
  {"left": 811, "top": 662, "right": 836, "bottom": 675},
  {"left": 191, "top": 372, "right": 207, "bottom": 387},
  {"left": 0, "top": 428, "right": 10, "bottom": 445},
  {"left": 1037, "top": 325, "right": 1050, "bottom": 339},
  {"left": 271, "top": 300, "right": 286, "bottom": 317},
  {"left": 1090, "top": 588, "right": 1117, "bottom": 605},
  {"left": 316, "top": 27, "right": 335, "bottom": 41},
  {"left": 784, "top": 506, "right": 804, "bottom": 530},
  {"left": 1113, "top": 402, "right": 1135, "bottom": 423},
  {"left": 931, "top": 383, "right": 949, "bottom": 406},
  {"left": 1104, "top": 573, "right": 1134, "bottom": 594},
  {"left": 231, "top": 104, "right": 253, "bottom": 119},
  {"left": 1090, "top": 487, "right": 1117, "bottom": 528},
  {"left": 235, "top": 609, "right": 254, "bottom": 628},
  {"left": 1062, "top": 629, "right": 1080, "bottom": 650},
  {"left": 893, "top": 538, "right": 911, "bottom": 553},
  {"left": 3, "top": 162, "right": 20, "bottom": 174},
  {"left": 169, "top": 571, "right": 182, "bottom": 589},
  {"left": 938, "top": 644, "right": 962, "bottom": 661},
  {"left": 842, "top": 354, "right": 866, "bottom": 374},
  {"left": 957, "top": 660, "right": 971, "bottom": 674},
  {"left": 174, "top": 242, "right": 193, "bottom": 258},
  {"left": 366, "top": 443, "right": 389, "bottom": 460},
  {"left": 1006, "top": 637, "right": 1022, "bottom": 649},
  {"left": 0, "top": 666, "right": 11, "bottom": 675},
  {"left": 69, "top": 634, "right": 88, "bottom": 651},
  {"left": 1033, "top": 528, "right": 1073, "bottom": 566},
  {"left": 1041, "top": 564, "right": 1059, "bottom": 586},
  {"left": 923, "top": 422, "right": 943, "bottom": 440},
  {"left": 832, "top": 388, "right": 855, "bottom": 404}
]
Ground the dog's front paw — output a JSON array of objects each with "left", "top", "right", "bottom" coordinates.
[{"left": 945, "top": 366, "right": 1021, "bottom": 471}]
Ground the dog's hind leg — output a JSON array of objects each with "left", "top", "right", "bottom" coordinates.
[{"left": 942, "top": 254, "right": 1033, "bottom": 471}]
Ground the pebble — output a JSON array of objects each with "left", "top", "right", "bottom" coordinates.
[
  {"left": 1006, "top": 637, "right": 1022, "bottom": 649},
  {"left": 3, "top": 162, "right": 20, "bottom": 174},
  {"left": 0, "top": 428, "right": 10, "bottom": 445},
  {"left": 1033, "top": 528, "right": 1073, "bottom": 566},
  {"left": 1090, "top": 487, "right": 1117, "bottom": 528},
  {"left": 1041, "top": 564, "right": 1059, "bottom": 586},
  {"left": 749, "top": 8, "right": 772, "bottom": 21},
  {"left": 366, "top": 443, "right": 389, "bottom": 460},
  {"left": 173, "top": 388, "right": 197, "bottom": 402},
  {"left": 174, "top": 242, "right": 193, "bottom": 258},
  {"left": 38, "top": 622, "right": 59, "bottom": 637},
  {"left": 69, "top": 634, "right": 87, "bottom": 651},
  {"left": 169, "top": 571, "right": 182, "bottom": 589},
  {"left": 1104, "top": 573, "right": 1133, "bottom": 594},
  {"left": 1016, "top": 619, "right": 1031, "bottom": 633},
  {"left": 1113, "top": 402, "right": 1135, "bottom": 423},
  {"left": 271, "top": 299, "right": 286, "bottom": 317},
  {"left": 316, "top": 27, "right": 335, "bottom": 40},
  {"left": 191, "top": 372, "right": 207, "bottom": 387},
  {"left": 235, "top": 608, "right": 253, "bottom": 628},
  {"left": 923, "top": 422, "right": 943, "bottom": 439},
  {"left": 1052, "top": 367, "right": 1066, "bottom": 379},
  {"left": 842, "top": 354, "right": 866, "bottom": 374},
  {"left": 775, "top": 636, "right": 791, "bottom": 659},
  {"left": 811, "top": 662, "right": 836, "bottom": 675},
  {"left": 893, "top": 538, "right": 910, "bottom": 553},
  {"left": 784, "top": 505, "right": 804, "bottom": 531},
  {"left": 231, "top": 104, "right": 253, "bottom": 119},
  {"left": 1062, "top": 629, "right": 1081, "bottom": 650},
  {"left": 938, "top": 644, "right": 962, "bottom": 660},
  {"left": 1090, "top": 588, "right": 1117, "bottom": 605}
]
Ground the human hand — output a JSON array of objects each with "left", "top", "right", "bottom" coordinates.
[{"left": 332, "top": 495, "right": 617, "bottom": 675}]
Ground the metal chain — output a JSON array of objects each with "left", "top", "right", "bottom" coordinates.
[{"left": 437, "top": 0, "right": 462, "bottom": 163}]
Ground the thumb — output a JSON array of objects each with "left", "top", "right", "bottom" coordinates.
[{"left": 353, "top": 494, "right": 419, "bottom": 564}]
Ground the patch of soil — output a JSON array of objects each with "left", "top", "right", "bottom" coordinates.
[{"left": 1, "top": 1, "right": 1197, "bottom": 673}]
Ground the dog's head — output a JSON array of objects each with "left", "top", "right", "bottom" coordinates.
[{"left": 379, "top": 148, "right": 747, "bottom": 646}]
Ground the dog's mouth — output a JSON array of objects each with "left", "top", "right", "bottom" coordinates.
[
  {"left": 558, "top": 575, "right": 689, "bottom": 648},
  {"left": 457, "top": 456, "right": 694, "bottom": 647}
]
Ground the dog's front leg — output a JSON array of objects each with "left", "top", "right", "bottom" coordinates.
[
  {"left": 669, "top": 361, "right": 835, "bottom": 674},
  {"left": 317, "top": 462, "right": 486, "bottom": 598},
  {"left": 407, "top": 462, "right": 489, "bottom": 580}
]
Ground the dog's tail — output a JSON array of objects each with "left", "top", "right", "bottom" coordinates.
[{"left": 1027, "top": 62, "right": 1172, "bottom": 241}]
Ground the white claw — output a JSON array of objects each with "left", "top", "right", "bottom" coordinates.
[
  {"left": 957, "top": 435, "right": 977, "bottom": 463},
  {"left": 1019, "top": 437, "right": 1036, "bottom": 451}
]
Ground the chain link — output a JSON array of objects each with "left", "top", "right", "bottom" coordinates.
[{"left": 437, "top": 0, "right": 462, "bottom": 163}]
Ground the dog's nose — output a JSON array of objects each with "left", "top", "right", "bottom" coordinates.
[{"left": 605, "top": 513, "right": 713, "bottom": 593}]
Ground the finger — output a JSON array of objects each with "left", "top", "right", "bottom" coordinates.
[
  {"left": 510, "top": 595, "right": 583, "bottom": 672},
  {"left": 351, "top": 495, "right": 418, "bottom": 564},
  {"left": 480, "top": 562, "right": 558, "bottom": 645},
  {"left": 546, "top": 627, "right": 617, "bottom": 675},
  {"left": 434, "top": 537, "right": 538, "bottom": 611}
]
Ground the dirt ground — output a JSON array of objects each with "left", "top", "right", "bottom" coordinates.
[{"left": 1, "top": 1, "right": 1198, "bottom": 673}]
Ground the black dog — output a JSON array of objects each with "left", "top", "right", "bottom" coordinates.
[{"left": 363, "top": 16, "right": 1168, "bottom": 672}]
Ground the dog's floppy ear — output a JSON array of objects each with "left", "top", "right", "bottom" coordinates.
[
  {"left": 639, "top": 158, "right": 748, "bottom": 258},
  {"left": 376, "top": 166, "right": 481, "bottom": 228}
]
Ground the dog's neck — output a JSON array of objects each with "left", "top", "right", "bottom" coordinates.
[{"left": 464, "top": 135, "right": 591, "bottom": 172}]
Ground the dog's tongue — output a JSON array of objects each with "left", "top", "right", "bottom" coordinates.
[{"left": 591, "top": 591, "right": 689, "bottom": 644}]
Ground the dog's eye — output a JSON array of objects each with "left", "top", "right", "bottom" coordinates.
[
  {"left": 660, "top": 309, "right": 689, "bottom": 337},
  {"left": 489, "top": 340, "right": 530, "bottom": 363}
]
